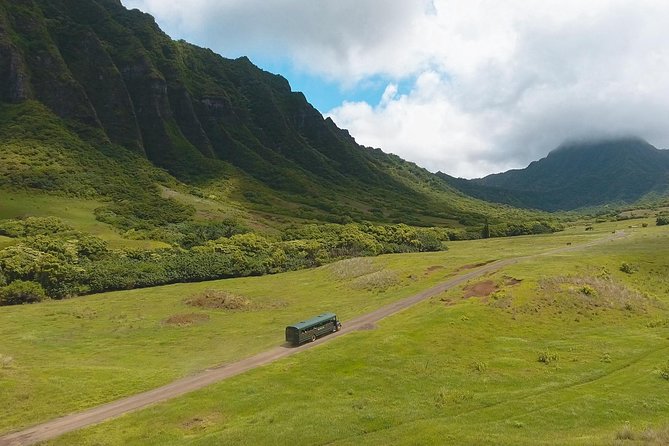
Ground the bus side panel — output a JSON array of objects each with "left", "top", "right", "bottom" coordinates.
[{"left": 290, "top": 317, "right": 339, "bottom": 345}]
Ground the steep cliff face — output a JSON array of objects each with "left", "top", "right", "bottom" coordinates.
[
  {"left": 3, "top": 0, "right": 103, "bottom": 127},
  {"left": 0, "top": 5, "right": 32, "bottom": 102},
  {"left": 0, "top": 0, "right": 403, "bottom": 190},
  {"left": 1, "top": 0, "right": 533, "bottom": 227}
]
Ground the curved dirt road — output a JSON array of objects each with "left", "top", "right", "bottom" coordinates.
[{"left": 0, "top": 233, "right": 624, "bottom": 446}]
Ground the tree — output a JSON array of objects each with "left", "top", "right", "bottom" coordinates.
[
  {"left": 481, "top": 219, "right": 491, "bottom": 239},
  {"left": 0, "top": 280, "right": 47, "bottom": 306}
]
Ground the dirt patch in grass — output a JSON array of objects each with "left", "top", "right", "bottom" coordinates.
[
  {"left": 426, "top": 265, "right": 444, "bottom": 273},
  {"left": 185, "top": 290, "right": 251, "bottom": 310},
  {"left": 163, "top": 313, "right": 210, "bottom": 327},
  {"left": 463, "top": 280, "right": 498, "bottom": 298},
  {"left": 180, "top": 412, "right": 225, "bottom": 432},
  {"left": 457, "top": 260, "right": 497, "bottom": 272},
  {"left": 504, "top": 276, "right": 522, "bottom": 286}
]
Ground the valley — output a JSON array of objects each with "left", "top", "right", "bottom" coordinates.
[
  {"left": 1, "top": 221, "right": 668, "bottom": 445},
  {"left": 2, "top": 1, "right": 669, "bottom": 445}
]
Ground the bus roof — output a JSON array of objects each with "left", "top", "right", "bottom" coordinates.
[{"left": 287, "top": 312, "right": 337, "bottom": 330}]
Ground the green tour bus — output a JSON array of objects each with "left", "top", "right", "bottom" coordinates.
[{"left": 285, "top": 312, "right": 342, "bottom": 346}]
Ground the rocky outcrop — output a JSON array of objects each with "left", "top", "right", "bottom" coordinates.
[{"left": 0, "top": 5, "right": 32, "bottom": 102}]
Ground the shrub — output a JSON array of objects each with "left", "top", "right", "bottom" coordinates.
[
  {"left": 0, "top": 216, "right": 72, "bottom": 238},
  {"left": 620, "top": 263, "right": 638, "bottom": 274},
  {"left": 615, "top": 423, "right": 635, "bottom": 441},
  {"left": 660, "top": 361, "right": 669, "bottom": 380},
  {"left": 538, "top": 350, "right": 558, "bottom": 364},
  {"left": 0, "top": 280, "right": 47, "bottom": 306},
  {"left": 175, "top": 220, "right": 248, "bottom": 248},
  {"left": 657, "top": 216, "right": 669, "bottom": 226},
  {"left": 580, "top": 285, "right": 598, "bottom": 297},
  {"left": 471, "top": 361, "right": 488, "bottom": 373}
]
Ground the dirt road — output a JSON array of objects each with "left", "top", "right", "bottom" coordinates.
[{"left": 0, "top": 233, "right": 623, "bottom": 446}]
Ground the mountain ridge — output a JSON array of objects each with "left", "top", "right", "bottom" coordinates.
[
  {"left": 440, "top": 137, "right": 669, "bottom": 211},
  {"left": 0, "top": 0, "right": 546, "bottom": 229}
]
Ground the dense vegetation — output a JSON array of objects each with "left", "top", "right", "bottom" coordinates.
[
  {"left": 0, "top": 216, "right": 456, "bottom": 304},
  {"left": 0, "top": 212, "right": 567, "bottom": 305},
  {"left": 441, "top": 138, "right": 669, "bottom": 211}
]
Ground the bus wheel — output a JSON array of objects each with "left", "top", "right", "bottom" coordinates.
[{"left": 311, "top": 335, "right": 316, "bottom": 342}]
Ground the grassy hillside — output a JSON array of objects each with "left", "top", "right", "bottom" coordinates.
[{"left": 2, "top": 220, "right": 667, "bottom": 445}]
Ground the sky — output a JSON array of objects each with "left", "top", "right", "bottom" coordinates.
[{"left": 121, "top": 0, "right": 669, "bottom": 178}]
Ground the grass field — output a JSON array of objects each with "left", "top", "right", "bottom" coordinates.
[
  {"left": 1, "top": 220, "right": 667, "bottom": 444},
  {"left": 0, "top": 191, "right": 169, "bottom": 249}
]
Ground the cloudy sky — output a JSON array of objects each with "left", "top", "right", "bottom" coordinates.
[{"left": 121, "top": 0, "right": 669, "bottom": 178}]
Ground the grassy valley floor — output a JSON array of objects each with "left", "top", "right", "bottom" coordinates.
[{"left": 1, "top": 220, "right": 667, "bottom": 444}]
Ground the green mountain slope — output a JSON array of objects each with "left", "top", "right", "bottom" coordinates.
[
  {"left": 0, "top": 0, "right": 540, "bottom": 228},
  {"left": 440, "top": 138, "right": 669, "bottom": 211}
]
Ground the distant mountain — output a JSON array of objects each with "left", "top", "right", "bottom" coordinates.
[
  {"left": 0, "top": 0, "right": 539, "bottom": 228},
  {"left": 440, "top": 138, "right": 669, "bottom": 211}
]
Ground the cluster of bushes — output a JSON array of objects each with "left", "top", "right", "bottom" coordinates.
[
  {"left": 657, "top": 216, "right": 669, "bottom": 226},
  {"left": 94, "top": 195, "right": 195, "bottom": 231},
  {"left": 128, "top": 219, "right": 249, "bottom": 248},
  {"left": 486, "top": 221, "right": 563, "bottom": 238},
  {"left": 444, "top": 220, "right": 562, "bottom": 241},
  {"left": 282, "top": 223, "right": 447, "bottom": 255},
  {"left": 0, "top": 216, "right": 73, "bottom": 237},
  {"left": 0, "top": 218, "right": 450, "bottom": 305},
  {"left": 0, "top": 214, "right": 565, "bottom": 306}
]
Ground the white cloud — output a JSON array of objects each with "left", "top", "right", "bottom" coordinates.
[
  {"left": 121, "top": 0, "right": 433, "bottom": 82},
  {"left": 123, "top": 0, "right": 669, "bottom": 177},
  {"left": 330, "top": 0, "right": 669, "bottom": 177}
]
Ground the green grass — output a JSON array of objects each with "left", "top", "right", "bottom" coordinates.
[
  {"left": 0, "top": 191, "right": 169, "bottom": 249},
  {"left": 1, "top": 220, "right": 667, "bottom": 444}
]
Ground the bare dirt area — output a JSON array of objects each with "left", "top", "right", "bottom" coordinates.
[
  {"left": 426, "top": 265, "right": 444, "bottom": 273},
  {"left": 0, "top": 233, "right": 627, "bottom": 446},
  {"left": 504, "top": 276, "right": 522, "bottom": 286},
  {"left": 463, "top": 280, "right": 498, "bottom": 298},
  {"left": 457, "top": 259, "right": 498, "bottom": 271},
  {"left": 163, "top": 313, "right": 210, "bottom": 327}
]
